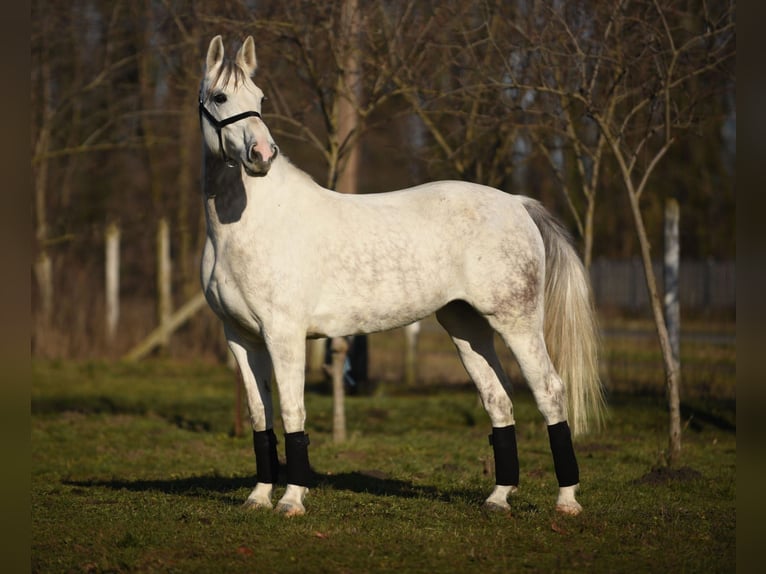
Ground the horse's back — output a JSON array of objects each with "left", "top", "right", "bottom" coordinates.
[
  {"left": 303, "top": 179, "right": 545, "bottom": 335},
  {"left": 332, "top": 180, "right": 537, "bottom": 244}
]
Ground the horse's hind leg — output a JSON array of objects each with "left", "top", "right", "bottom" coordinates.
[
  {"left": 435, "top": 301, "right": 519, "bottom": 512},
  {"left": 497, "top": 327, "right": 583, "bottom": 515},
  {"left": 226, "top": 331, "right": 278, "bottom": 510}
]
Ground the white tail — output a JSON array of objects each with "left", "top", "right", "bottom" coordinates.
[{"left": 521, "top": 198, "right": 606, "bottom": 436}]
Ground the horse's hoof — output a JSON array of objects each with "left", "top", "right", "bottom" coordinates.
[
  {"left": 483, "top": 484, "right": 516, "bottom": 513},
  {"left": 555, "top": 503, "right": 582, "bottom": 516},
  {"left": 274, "top": 484, "right": 308, "bottom": 517},
  {"left": 555, "top": 484, "right": 581, "bottom": 516},
  {"left": 243, "top": 483, "right": 274, "bottom": 510},
  {"left": 275, "top": 502, "right": 306, "bottom": 517}
]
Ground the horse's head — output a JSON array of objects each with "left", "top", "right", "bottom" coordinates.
[{"left": 199, "top": 36, "right": 279, "bottom": 176}]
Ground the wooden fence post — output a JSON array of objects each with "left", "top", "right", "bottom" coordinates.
[
  {"left": 105, "top": 222, "right": 121, "bottom": 344},
  {"left": 34, "top": 251, "right": 53, "bottom": 328},
  {"left": 331, "top": 336, "right": 349, "bottom": 444},
  {"left": 307, "top": 339, "right": 325, "bottom": 380}
]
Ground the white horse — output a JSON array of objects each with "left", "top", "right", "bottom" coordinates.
[{"left": 198, "top": 36, "right": 605, "bottom": 517}]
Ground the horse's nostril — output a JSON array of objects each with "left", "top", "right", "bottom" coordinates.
[{"left": 250, "top": 142, "right": 277, "bottom": 164}]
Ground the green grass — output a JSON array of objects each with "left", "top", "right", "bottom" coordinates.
[{"left": 32, "top": 360, "right": 735, "bottom": 573}]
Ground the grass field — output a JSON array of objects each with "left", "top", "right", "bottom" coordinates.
[{"left": 32, "top": 358, "right": 735, "bottom": 573}]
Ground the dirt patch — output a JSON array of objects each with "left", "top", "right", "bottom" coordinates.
[{"left": 632, "top": 466, "right": 703, "bottom": 486}]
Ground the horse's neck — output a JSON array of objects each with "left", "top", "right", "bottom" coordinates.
[{"left": 202, "top": 153, "right": 322, "bottom": 229}]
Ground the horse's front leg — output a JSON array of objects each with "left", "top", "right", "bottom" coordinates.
[
  {"left": 265, "top": 330, "right": 311, "bottom": 517},
  {"left": 226, "top": 330, "right": 278, "bottom": 510}
]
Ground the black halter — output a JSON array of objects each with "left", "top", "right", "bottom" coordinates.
[{"left": 199, "top": 98, "right": 262, "bottom": 166}]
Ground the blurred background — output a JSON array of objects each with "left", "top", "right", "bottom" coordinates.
[{"left": 30, "top": 0, "right": 735, "bottom": 400}]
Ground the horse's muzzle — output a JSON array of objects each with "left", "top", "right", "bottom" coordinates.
[
  {"left": 245, "top": 143, "right": 279, "bottom": 176},
  {"left": 249, "top": 142, "right": 278, "bottom": 164}
]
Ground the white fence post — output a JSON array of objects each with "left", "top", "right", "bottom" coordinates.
[
  {"left": 404, "top": 321, "right": 421, "bottom": 385},
  {"left": 157, "top": 217, "right": 172, "bottom": 350},
  {"left": 105, "top": 222, "right": 121, "bottom": 344},
  {"left": 664, "top": 199, "right": 681, "bottom": 368}
]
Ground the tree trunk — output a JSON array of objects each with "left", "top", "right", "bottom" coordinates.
[
  {"left": 34, "top": 253, "right": 53, "bottom": 330},
  {"left": 663, "top": 199, "right": 682, "bottom": 464},
  {"left": 627, "top": 190, "right": 682, "bottom": 466},
  {"left": 335, "top": 0, "right": 362, "bottom": 195},
  {"left": 328, "top": 0, "right": 362, "bottom": 444},
  {"left": 33, "top": 27, "right": 53, "bottom": 330},
  {"left": 177, "top": 102, "right": 196, "bottom": 299},
  {"left": 583, "top": 200, "right": 595, "bottom": 271},
  {"left": 136, "top": 0, "right": 171, "bottom": 345}
]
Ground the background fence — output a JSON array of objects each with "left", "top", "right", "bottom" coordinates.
[{"left": 589, "top": 258, "right": 735, "bottom": 315}]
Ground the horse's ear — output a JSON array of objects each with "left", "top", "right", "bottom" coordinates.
[
  {"left": 206, "top": 35, "right": 225, "bottom": 73},
  {"left": 236, "top": 36, "right": 258, "bottom": 76}
]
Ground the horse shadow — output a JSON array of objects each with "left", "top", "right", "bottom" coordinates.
[{"left": 63, "top": 465, "right": 483, "bottom": 507}]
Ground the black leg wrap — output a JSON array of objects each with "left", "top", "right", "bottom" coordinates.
[
  {"left": 252, "top": 429, "right": 279, "bottom": 484},
  {"left": 489, "top": 425, "right": 519, "bottom": 486},
  {"left": 547, "top": 422, "right": 579, "bottom": 487},
  {"left": 284, "top": 431, "right": 312, "bottom": 487}
]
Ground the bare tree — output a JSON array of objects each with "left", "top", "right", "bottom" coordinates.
[
  {"left": 453, "top": 0, "right": 624, "bottom": 269},
  {"left": 155, "top": 0, "right": 205, "bottom": 299},
  {"left": 594, "top": 0, "right": 733, "bottom": 465},
  {"left": 378, "top": 1, "right": 526, "bottom": 189},
  {"left": 32, "top": 9, "right": 54, "bottom": 331},
  {"left": 32, "top": 0, "right": 140, "bottom": 353},
  {"left": 495, "top": 0, "right": 735, "bottom": 464},
  {"left": 510, "top": 4, "right": 613, "bottom": 269},
  {"left": 334, "top": 0, "right": 362, "bottom": 196}
]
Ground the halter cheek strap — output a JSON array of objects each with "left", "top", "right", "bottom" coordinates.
[{"left": 199, "top": 99, "right": 262, "bottom": 166}]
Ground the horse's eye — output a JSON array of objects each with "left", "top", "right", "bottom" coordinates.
[{"left": 213, "top": 93, "right": 227, "bottom": 104}]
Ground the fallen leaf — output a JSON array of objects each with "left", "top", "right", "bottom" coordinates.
[
  {"left": 550, "top": 521, "right": 569, "bottom": 535},
  {"left": 314, "top": 531, "right": 330, "bottom": 539},
  {"left": 237, "top": 546, "right": 254, "bottom": 556}
]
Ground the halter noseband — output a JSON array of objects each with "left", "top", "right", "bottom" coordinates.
[{"left": 199, "top": 97, "right": 262, "bottom": 166}]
